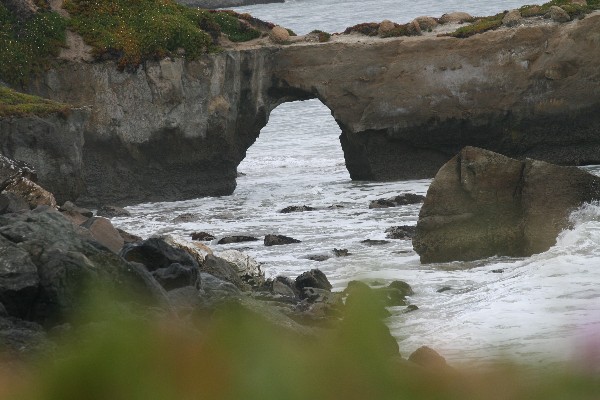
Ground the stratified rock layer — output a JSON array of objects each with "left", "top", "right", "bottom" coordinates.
[
  {"left": 25, "top": 13, "right": 600, "bottom": 205},
  {"left": 413, "top": 147, "right": 600, "bottom": 263}
]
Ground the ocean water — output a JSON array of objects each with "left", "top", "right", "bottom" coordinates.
[{"left": 114, "top": 1, "right": 600, "bottom": 365}]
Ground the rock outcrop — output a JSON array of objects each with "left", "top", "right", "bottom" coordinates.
[
  {"left": 176, "top": 0, "right": 284, "bottom": 9},
  {"left": 413, "top": 147, "right": 600, "bottom": 263},
  {"left": 22, "top": 11, "right": 600, "bottom": 206}
]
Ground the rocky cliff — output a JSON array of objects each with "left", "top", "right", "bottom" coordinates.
[{"left": 25, "top": 11, "right": 600, "bottom": 205}]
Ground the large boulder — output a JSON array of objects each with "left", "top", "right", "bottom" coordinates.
[{"left": 413, "top": 147, "right": 600, "bottom": 262}]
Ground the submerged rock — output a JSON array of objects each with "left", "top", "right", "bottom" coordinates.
[
  {"left": 369, "top": 194, "right": 424, "bottom": 209},
  {"left": 191, "top": 231, "right": 215, "bottom": 241},
  {"left": 96, "top": 205, "right": 130, "bottom": 218},
  {"left": 264, "top": 234, "right": 301, "bottom": 246},
  {"left": 385, "top": 226, "right": 416, "bottom": 240},
  {"left": 413, "top": 147, "right": 600, "bottom": 263},
  {"left": 279, "top": 205, "right": 315, "bottom": 213},
  {"left": 217, "top": 235, "right": 259, "bottom": 245}
]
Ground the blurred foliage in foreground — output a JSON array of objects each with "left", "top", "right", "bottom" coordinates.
[{"left": 1, "top": 288, "right": 599, "bottom": 400}]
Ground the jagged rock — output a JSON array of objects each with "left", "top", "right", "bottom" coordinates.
[
  {"left": 413, "top": 147, "right": 600, "bottom": 263},
  {"left": 413, "top": 16, "right": 438, "bottom": 31},
  {"left": 214, "top": 249, "right": 264, "bottom": 288},
  {"left": 385, "top": 226, "right": 416, "bottom": 240},
  {"left": 333, "top": 248, "right": 350, "bottom": 257},
  {"left": 4, "top": 177, "right": 56, "bottom": 210},
  {"left": 151, "top": 263, "right": 199, "bottom": 291},
  {"left": 116, "top": 228, "right": 142, "bottom": 244},
  {"left": 120, "top": 237, "right": 199, "bottom": 272},
  {"left": 96, "top": 205, "right": 131, "bottom": 218},
  {"left": 279, "top": 205, "right": 315, "bottom": 213},
  {"left": 80, "top": 217, "right": 124, "bottom": 253},
  {"left": 191, "top": 231, "right": 215, "bottom": 241},
  {"left": 409, "top": 346, "right": 448, "bottom": 369},
  {"left": 550, "top": 6, "right": 571, "bottom": 23},
  {"left": 171, "top": 213, "right": 198, "bottom": 223},
  {"left": 59, "top": 201, "right": 93, "bottom": 218},
  {"left": 0, "top": 317, "right": 50, "bottom": 356},
  {"left": 439, "top": 12, "right": 473, "bottom": 24},
  {"left": 295, "top": 269, "right": 332, "bottom": 296},
  {"left": 369, "top": 194, "right": 424, "bottom": 209},
  {"left": 217, "top": 235, "right": 259, "bottom": 245},
  {"left": 388, "top": 280, "right": 414, "bottom": 297},
  {"left": 264, "top": 234, "right": 301, "bottom": 246},
  {"left": 201, "top": 255, "right": 244, "bottom": 290},
  {"left": 270, "top": 26, "right": 290, "bottom": 43}
]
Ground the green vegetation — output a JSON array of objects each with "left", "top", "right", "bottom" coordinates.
[
  {"left": 3, "top": 288, "right": 600, "bottom": 400},
  {"left": 310, "top": 30, "right": 332, "bottom": 42},
  {"left": 0, "top": 86, "right": 70, "bottom": 118},
  {"left": 0, "top": 4, "right": 67, "bottom": 86},
  {"left": 447, "top": 12, "right": 505, "bottom": 38}
]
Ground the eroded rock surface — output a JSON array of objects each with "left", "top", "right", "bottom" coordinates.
[{"left": 413, "top": 147, "right": 600, "bottom": 263}]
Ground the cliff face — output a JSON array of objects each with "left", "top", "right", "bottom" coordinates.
[
  {"left": 26, "top": 13, "right": 600, "bottom": 205},
  {"left": 0, "top": 109, "right": 88, "bottom": 204}
]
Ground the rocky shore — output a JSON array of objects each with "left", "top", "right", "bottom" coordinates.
[{"left": 176, "top": 0, "right": 284, "bottom": 9}]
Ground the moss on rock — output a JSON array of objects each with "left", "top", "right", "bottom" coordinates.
[{"left": 0, "top": 86, "right": 71, "bottom": 118}]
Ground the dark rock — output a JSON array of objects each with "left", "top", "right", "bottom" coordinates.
[
  {"left": 492, "top": 269, "right": 504, "bottom": 273},
  {"left": 295, "top": 269, "right": 332, "bottom": 296},
  {"left": 80, "top": 217, "right": 125, "bottom": 253},
  {"left": 408, "top": 346, "right": 448, "bottom": 369},
  {"left": 271, "top": 276, "right": 298, "bottom": 298},
  {"left": 264, "top": 234, "right": 301, "bottom": 246},
  {"left": 199, "top": 272, "right": 241, "bottom": 299},
  {"left": 279, "top": 205, "right": 315, "bottom": 213},
  {"left": 96, "top": 205, "right": 131, "bottom": 218},
  {"left": 171, "top": 213, "right": 198, "bottom": 223},
  {"left": 361, "top": 239, "right": 390, "bottom": 246},
  {"left": 201, "top": 255, "right": 244, "bottom": 289},
  {"left": 152, "top": 263, "right": 199, "bottom": 291},
  {"left": 413, "top": 147, "right": 600, "bottom": 263},
  {"left": 0, "top": 317, "right": 50, "bottom": 356},
  {"left": 333, "top": 248, "right": 350, "bottom": 257},
  {"left": 306, "top": 254, "right": 331, "bottom": 262},
  {"left": 0, "top": 194, "right": 9, "bottom": 215},
  {"left": 117, "top": 228, "right": 142, "bottom": 244},
  {"left": 404, "top": 305, "right": 419, "bottom": 313},
  {"left": 369, "top": 193, "right": 424, "bottom": 209},
  {"left": 437, "top": 286, "right": 452, "bottom": 293},
  {"left": 191, "top": 231, "right": 216, "bottom": 241},
  {"left": 217, "top": 235, "right": 259, "bottom": 245},
  {"left": 385, "top": 225, "right": 417, "bottom": 240},
  {"left": 120, "top": 237, "right": 199, "bottom": 272},
  {"left": 388, "top": 280, "right": 415, "bottom": 297},
  {"left": 59, "top": 201, "right": 93, "bottom": 218},
  {"left": 0, "top": 235, "right": 39, "bottom": 319}
]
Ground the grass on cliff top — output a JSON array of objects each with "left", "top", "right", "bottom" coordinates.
[
  {"left": 0, "top": 4, "right": 67, "bottom": 86},
  {"left": 448, "top": 0, "right": 600, "bottom": 38},
  {"left": 63, "top": 0, "right": 263, "bottom": 70},
  {"left": 0, "top": 86, "right": 70, "bottom": 118}
]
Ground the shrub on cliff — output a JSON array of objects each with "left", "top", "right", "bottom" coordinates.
[
  {"left": 0, "top": 86, "right": 70, "bottom": 117},
  {"left": 0, "top": 4, "right": 67, "bottom": 85}
]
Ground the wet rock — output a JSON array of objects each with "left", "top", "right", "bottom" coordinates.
[
  {"left": 0, "top": 317, "right": 50, "bottom": 356},
  {"left": 439, "top": 12, "right": 473, "bottom": 24},
  {"left": 201, "top": 254, "right": 244, "bottom": 289},
  {"left": 306, "top": 254, "right": 331, "bottom": 262},
  {"left": 59, "top": 201, "right": 93, "bottom": 218},
  {"left": 191, "top": 231, "right": 215, "bottom": 241},
  {"left": 152, "top": 263, "right": 198, "bottom": 291},
  {"left": 96, "top": 205, "right": 130, "bottom": 218},
  {"left": 217, "top": 235, "right": 259, "bottom": 245},
  {"left": 492, "top": 269, "right": 504, "bottom": 273},
  {"left": 409, "top": 346, "right": 448, "bottom": 369},
  {"left": 385, "top": 226, "right": 416, "bottom": 240},
  {"left": 404, "top": 305, "right": 419, "bottom": 313},
  {"left": 171, "top": 213, "right": 198, "bottom": 223},
  {"left": 388, "top": 280, "right": 415, "bottom": 297},
  {"left": 80, "top": 217, "right": 125, "bottom": 253},
  {"left": 214, "top": 249, "right": 265, "bottom": 288},
  {"left": 116, "top": 228, "right": 142, "bottom": 244},
  {"left": 437, "top": 286, "right": 452, "bottom": 293},
  {"left": 295, "top": 269, "right": 332, "bottom": 296},
  {"left": 279, "top": 205, "right": 315, "bottom": 213},
  {"left": 333, "top": 248, "right": 350, "bottom": 257},
  {"left": 550, "top": 5, "right": 571, "bottom": 22},
  {"left": 369, "top": 193, "right": 424, "bottom": 209},
  {"left": 413, "top": 147, "right": 600, "bottom": 263},
  {"left": 502, "top": 9, "right": 523, "bottom": 27},
  {"left": 264, "top": 234, "right": 301, "bottom": 246},
  {"left": 120, "top": 237, "right": 199, "bottom": 272},
  {"left": 361, "top": 239, "right": 390, "bottom": 246}
]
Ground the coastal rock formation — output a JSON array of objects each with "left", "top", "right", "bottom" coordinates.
[
  {"left": 0, "top": 110, "right": 88, "bottom": 204},
  {"left": 413, "top": 147, "right": 600, "bottom": 263},
  {"left": 23, "top": 11, "right": 600, "bottom": 205}
]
